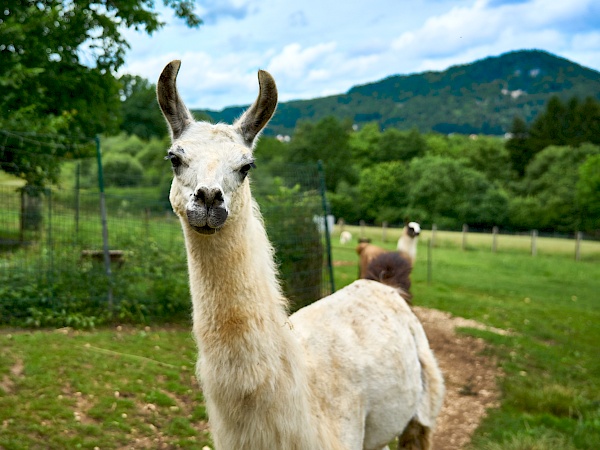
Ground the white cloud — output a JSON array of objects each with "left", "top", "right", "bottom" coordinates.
[{"left": 119, "top": 0, "right": 600, "bottom": 110}]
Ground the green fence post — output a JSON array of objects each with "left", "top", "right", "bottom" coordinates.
[
  {"left": 317, "top": 160, "right": 335, "bottom": 294},
  {"left": 95, "top": 136, "right": 113, "bottom": 310},
  {"left": 74, "top": 162, "right": 80, "bottom": 241},
  {"left": 46, "top": 187, "right": 55, "bottom": 305}
]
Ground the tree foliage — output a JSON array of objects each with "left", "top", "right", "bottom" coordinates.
[
  {"left": 249, "top": 97, "right": 599, "bottom": 233},
  {"left": 119, "top": 75, "right": 168, "bottom": 140},
  {"left": 518, "top": 144, "right": 600, "bottom": 231},
  {"left": 507, "top": 96, "right": 600, "bottom": 176},
  {"left": 0, "top": 0, "right": 200, "bottom": 186},
  {"left": 403, "top": 155, "right": 507, "bottom": 228},
  {"left": 577, "top": 154, "right": 600, "bottom": 231},
  {"left": 287, "top": 117, "right": 355, "bottom": 191}
]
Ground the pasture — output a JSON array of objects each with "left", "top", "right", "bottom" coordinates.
[{"left": 0, "top": 226, "right": 599, "bottom": 449}]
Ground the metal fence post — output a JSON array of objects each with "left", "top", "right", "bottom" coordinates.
[
  {"left": 75, "top": 162, "right": 80, "bottom": 241},
  {"left": 96, "top": 136, "right": 113, "bottom": 310},
  {"left": 317, "top": 160, "right": 335, "bottom": 294}
]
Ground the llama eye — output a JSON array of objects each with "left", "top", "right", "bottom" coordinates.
[
  {"left": 165, "top": 152, "right": 182, "bottom": 169},
  {"left": 239, "top": 162, "right": 256, "bottom": 177}
]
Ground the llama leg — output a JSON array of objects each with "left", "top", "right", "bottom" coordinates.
[{"left": 397, "top": 419, "right": 432, "bottom": 450}]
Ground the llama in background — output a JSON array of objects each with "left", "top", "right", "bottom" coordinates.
[
  {"left": 339, "top": 230, "right": 353, "bottom": 244},
  {"left": 356, "top": 221, "right": 421, "bottom": 278},
  {"left": 364, "top": 251, "right": 413, "bottom": 304},
  {"left": 157, "top": 60, "right": 443, "bottom": 450},
  {"left": 397, "top": 221, "right": 421, "bottom": 265}
]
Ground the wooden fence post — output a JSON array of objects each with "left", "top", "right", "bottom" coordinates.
[
  {"left": 531, "top": 229, "right": 538, "bottom": 256},
  {"left": 431, "top": 223, "right": 437, "bottom": 247},
  {"left": 427, "top": 238, "right": 433, "bottom": 286},
  {"left": 575, "top": 231, "right": 582, "bottom": 261},
  {"left": 338, "top": 218, "right": 345, "bottom": 234}
]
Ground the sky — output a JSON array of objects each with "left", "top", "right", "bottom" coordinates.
[{"left": 120, "top": 0, "right": 600, "bottom": 110}]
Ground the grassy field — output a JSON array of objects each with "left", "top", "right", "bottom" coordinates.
[{"left": 1, "top": 225, "right": 599, "bottom": 449}]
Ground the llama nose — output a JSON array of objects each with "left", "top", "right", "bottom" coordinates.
[{"left": 194, "top": 187, "right": 224, "bottom": 207}]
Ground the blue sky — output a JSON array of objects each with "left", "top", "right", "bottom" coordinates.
[{"left": 120, "top": 0, "right": 600, "bottom": 110}]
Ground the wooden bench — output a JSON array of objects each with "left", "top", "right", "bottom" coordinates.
[{"left": 80, "top": 250, "right": 125, "bottom": 267}]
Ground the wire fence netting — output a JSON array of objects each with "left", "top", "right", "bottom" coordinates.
[{"left": 0, "top": 133, "right": 333, "bottom": 327}]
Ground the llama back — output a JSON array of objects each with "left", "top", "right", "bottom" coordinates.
[{"left": 290, "top": 279, "right": 443, "bottom": 449}]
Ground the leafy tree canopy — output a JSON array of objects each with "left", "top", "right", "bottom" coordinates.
[
  {"left": 0, "top": 0, "right": 201, "bottom": 186},
  {"left": 358, "top": 161, "right": 408, "bottom": 224},
  {"left": 506, "top": 96, "right": 600, "bottom": 176},
  {"left": 404, "top": 155, "right": 507, "bottom": 228},
  {"left": 119, "top": 75, "right": 168, "bottom": 140},
  {"left": 519, "top": 144, "right": 600, "bottom": 231},
  {"left": 287, "top": 117, "right": 355, "bottom": 191},
  {"left": 577, "top": 154, "right": 600, "bottom": 230}
]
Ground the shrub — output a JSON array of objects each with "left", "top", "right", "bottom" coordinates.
[{"left": 102, "top": 153, "right": 145, "bottom": 187}]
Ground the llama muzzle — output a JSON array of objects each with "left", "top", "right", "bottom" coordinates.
[
  {"left": 186, "top": 204, "right": 228, "bottom": 234},
  {"left": 185, "top": 186, "right": 229, "bottom": 234}
]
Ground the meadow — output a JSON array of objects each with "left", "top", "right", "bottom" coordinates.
[{"left": 0, "top": 225, "right": 599, "bottom": 449}]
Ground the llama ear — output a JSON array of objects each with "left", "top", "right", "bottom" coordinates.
[
  {"left": 157, "top": 60, "right": 194, "bottom": 140},
  {"left": 235, "top": 70, "right": 278, "bottom": 146}
]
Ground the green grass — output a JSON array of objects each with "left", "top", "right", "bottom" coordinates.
[
  {"left": 0, "top": 327, "right": 210, "bottom": 449},
  {"left": 1, "top": 225, "right": 599, "bottom": 449}
]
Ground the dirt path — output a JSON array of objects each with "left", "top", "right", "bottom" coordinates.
[{"left": 413, "top": 307, "right": 504, "bottom": 450}]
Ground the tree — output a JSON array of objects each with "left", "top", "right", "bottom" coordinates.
[
  {"left": 357, "top": 161, "right": 408, "bottom": 224},
  {"left": 507, "top": 96, "right": 600, "bottom": 177},
  {"left": 288, "top": 117, "right": 355, "bottom": 191},
  {"left": 349, "top": 122, "right": 381, "bottom": 168},
  {"left": 0, "top": 0, "right": 201, "bottom": 187},
  {"left": 577, "top": 154, "right": 600, "bottom": 232},
  {"left": 506, "top": 116, "right": 533, "bottom": 177},
  {"left": 120, "top": 75, "right": 168, "bottom": 140},
  {"left": 380, "top": 127, "right": 426, "bottom": 162},
  {"left": 463, "top": 136, "right": 513, "bottom": 185},
  {"left": 520, "top": 144, "right": 600, "bottom": 231},
  {"left": 404, "top": 155, "right": 507, "bottom": 229}
]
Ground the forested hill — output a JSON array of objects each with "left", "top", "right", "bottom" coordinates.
[{"left": 197, "top": 50, "right": 600, "bottom": 137}]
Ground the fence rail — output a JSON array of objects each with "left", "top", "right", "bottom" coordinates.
[{"left": 336, "top": 222, "right": 600, "bottom": 261}]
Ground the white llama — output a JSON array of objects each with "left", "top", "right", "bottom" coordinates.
[
  {"left": 397, "top": 221, "right": 421, "bottom": 264},
  {"left": 157, "top": 60, "right": 444, "bottom": 450},
  {"left": 340, "top": 230, "right": 353, "bottom": 244}
]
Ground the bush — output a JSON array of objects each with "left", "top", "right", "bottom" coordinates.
[{"left": 102, "top": 153, "right": 145, "bottom": 187}]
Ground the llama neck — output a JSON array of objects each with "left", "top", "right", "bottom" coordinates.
[
  {"left": 181, "top": 194, "right": 328, "bottom": 448},
  {"left": 398, "top": 233, "right": 417, "bottom": 260},
  {"left": 183, "top": 197, "right": 284, "bottom": 321}
]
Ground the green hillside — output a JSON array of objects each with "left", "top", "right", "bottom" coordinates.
[{"left": 197, "top": 49, "right": 600, "bottom": 136}]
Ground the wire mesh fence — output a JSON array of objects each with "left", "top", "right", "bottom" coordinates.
[{"left": 0, "top": 134, "right": 333, "bottom": 326}]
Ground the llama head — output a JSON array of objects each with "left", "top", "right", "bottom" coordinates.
[
  {"left": 157, "top": 60, "right": 278, "bottom": 235},
  {"left": 407, "top": 222, "right": 421, "bottom": 238}
]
